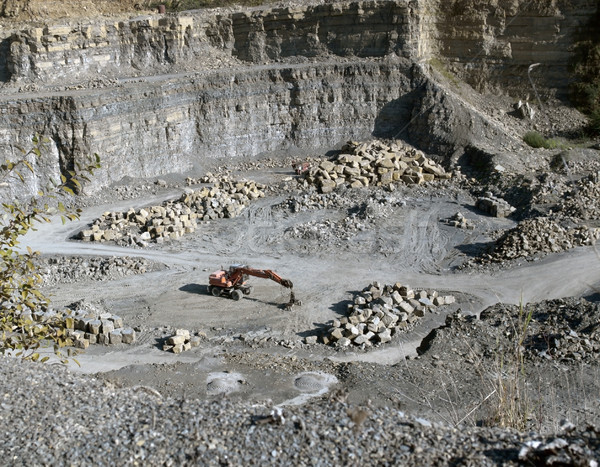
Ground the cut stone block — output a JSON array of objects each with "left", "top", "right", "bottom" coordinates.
[
  {"left": 84, "top": 333, "right": 97, "bottom": 345},
  {"left": 75, "top": 339, "right": 90, "bottom": 349},
  {"left": 167, "top": 335, "right": 187, "bottom": 346},
  {"left": 190, "top": 336, "right": 202, "bottom": 347},
  {"left": 330, "top": 328, "right": 344, "bottom": 341},
  {"left": 87, "top": 320, "right": 102, "bottom": 335},
  {"left": 110, "top": 316, "right": 124, "bottom": 329},
  {"left": 175, "top": 329, "right": 191, "bottom": 339},
  {"left": 109, "top": 330, "right": 123, "bottom": 345},
  {"left": 377, "top": 328, "right": 392, "bottom": 343},
  {"left": 121, "top": 328, "right": 136, "bottom": 344},
  {"left": 101, "top": 320, "right": 114, "bottom": 335},
  {"left": 337, "top": 337, "right": 351, "bottom": 347},
  {"left": 353, "top": 334, "right": 369, "bottom": 345}
]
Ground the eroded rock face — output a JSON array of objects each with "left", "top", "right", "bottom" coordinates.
[
  {"left": 0, "top": 0, "right": 595, "bottom": 198},
  {"left": 6, "top": 2, "right": 418, "bottom": 84},
  {"left": 431, "top": 0, "right": 598, "bottom": 96}
]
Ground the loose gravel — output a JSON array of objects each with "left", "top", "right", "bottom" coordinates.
[{"left": 0, "top": 357, "right": 598, "bottom": 466}]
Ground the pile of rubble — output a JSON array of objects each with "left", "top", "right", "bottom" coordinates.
[
  {"left": 441, "top": 212, "right": 474, "bottom": 229},
  {"left": 79, "top": 178, "right": 264, "bottom": 246},
  {"left": 475, "top": 193, "right": 516, "bottom": 218},
  {"left": 283, "top": 199, "right": 395, "bottom": 245},
  {"left": 301, "top": 140, "right": 451, "bottom": 193},
  {"left": 162, "top": 329, "right": 205, "bottom": 353},
  {"left": 558, "top": 172, "right": 600, "bottom": 220},
  {"left": 275, "top": 191, "right": 346, "bottom": 213},
  {"left": 479, "top": 298, "right": 600, "bottom": 364},
  {"left": 38, "top": 256, "right": 153, "bottom": 284},
  {"left": 321, "top": 282, "right": 455, "bottom": 348},
  {"left": 484, "top": 217, "right": 599, "bottom": 262},
  {"left": 64, "top": 301, "right": 136, "bottom": 349}
]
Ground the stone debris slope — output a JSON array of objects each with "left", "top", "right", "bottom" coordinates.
[
  {"left": 419, "top": 297, "right": 600, "bottom": 365},
  {"left": 478, "top": 217, "right": 599, "bottom": 264},
  {"left": 1, "top": 356, "right": 598, "bottom": 466}
]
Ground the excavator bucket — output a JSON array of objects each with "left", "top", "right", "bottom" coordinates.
[{"left": 283, "top": 290, "right": 302, "bottom": 311}]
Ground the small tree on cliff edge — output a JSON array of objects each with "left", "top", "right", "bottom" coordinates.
[{"left": 0, "top": 135, "right": 100, "bottom": 362}]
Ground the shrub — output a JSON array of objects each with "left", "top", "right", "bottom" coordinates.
[
  {"left": 588, "top": 109, "right": 600, "bottom": 136},
  {"left": 523, "top": 131, "right": 557, "bottom": 149},
  {"left": 0, "top": 136, "right": 100, "bottom": 362}
]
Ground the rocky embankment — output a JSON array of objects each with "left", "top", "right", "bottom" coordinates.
[{"left": 0, "top": 356, "right": 598, "bottom": 465}]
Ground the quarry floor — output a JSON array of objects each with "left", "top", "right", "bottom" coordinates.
[{"left": 21, "top": 162, "right": 600, "bottom": 431}]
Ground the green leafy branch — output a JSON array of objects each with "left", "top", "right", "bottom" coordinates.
[{"left": 0, "top": 135, "right": 100, "bottom": 362}]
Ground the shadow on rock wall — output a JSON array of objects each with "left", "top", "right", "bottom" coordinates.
[
  {"left": 0, "top": 37, "right": 10, "bottom": 82},
  {"left": 372, "top": 88, "right": 423, "bottom": 143}
]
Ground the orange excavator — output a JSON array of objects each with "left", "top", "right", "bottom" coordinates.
[{"left": 208, "top": 264, "right": 301, "bottom": 308}]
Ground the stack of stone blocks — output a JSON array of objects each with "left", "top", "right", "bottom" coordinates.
[
  {"left": 322, "top": 281, "right": 455, "bottom": 348},
  {"left": 65, "top": 311, "right": 136, "bottom": 349}
]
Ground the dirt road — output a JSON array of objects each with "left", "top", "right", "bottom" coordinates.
[{"left": 22, "top": 174, "right": 600, "bottom": 378}]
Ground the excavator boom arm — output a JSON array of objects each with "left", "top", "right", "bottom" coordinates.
[{"left": 234, "top": 267, "right": 293, "bottom": 288}]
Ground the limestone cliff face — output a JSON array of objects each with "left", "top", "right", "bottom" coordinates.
[
  {"left": 0, "top": 60, "right": 417, "bottom": 197},
  {"left": 0, "top": 0, "right": 596, "bottom": 197},
  {"left": 430, "top": 0, "right": 598, "bottom": 97},
  {"left": 6, "top": 2, "right": 420, "bottom": 84}
]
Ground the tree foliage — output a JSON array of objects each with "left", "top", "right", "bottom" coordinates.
[{"left": 0, "top": 135, "right": 100, "bottom": 362}]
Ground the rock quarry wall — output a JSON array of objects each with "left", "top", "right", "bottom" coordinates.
[{"left": 0, "top": 0, "right": 596, "bottom": 196}]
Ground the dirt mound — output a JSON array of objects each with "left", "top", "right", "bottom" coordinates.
[
  {"left": 419, "top": 297, "right": 600, "bottom": 365},
  {"left": 486, "top": 217, "right": 599, "bottom": 262}
]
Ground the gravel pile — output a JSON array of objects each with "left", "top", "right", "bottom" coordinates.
[
  {"left": 1, "top": 356, "right": 598, "bottom": 465},
  {"left": 79, "top": 179, "right": 264, "bottom": 246},
  {"left": 558, "top": 172, "right": 600, "bottom": 220},
  {"left": 284, "top": 217, "right": 367, "bottom": 243},
  {"left": 283, "top": 197, "right": 398, "bottom": 245},
  {"left": 481, "top": 298, "right": 600, "bottom": 364},
  {"left": 275, "top": 191, "right": 347, "bottom": 213},
  {"left": 38, "top": 255, "right": 154, "bottom": 285},
  {"left": 301, "top": 139, "right": 451, "bottom": 193},
  {"left": 321, "top": 282, "right": 455, "bottom": 348},
  {"left": 480, "top": 217, "right": 599, "bottom": 263}
]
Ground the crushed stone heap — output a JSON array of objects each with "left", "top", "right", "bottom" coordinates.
[
  {"left": 300, "top": 140, "right": 451, "bottom": 193},
  {"left": 321, "top": 281, "right": 455, "bottom": 348},
  {"left": 558, "top": 172, "right": 600, "bottom": 220},
  {"left": 483, "top": 217, "right": 599, "bottom": 263},
  {"left": 79, "top": 177, "right": 264, "bottom": 246},
  {"left": 38, "top": 255, "right": 153, "bottom": 285}
]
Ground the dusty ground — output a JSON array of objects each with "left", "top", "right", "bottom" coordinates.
[
  {"left": 3, "top": 0, "right": 599, "bottom": 451},
  {"left": 21, "top": 129, "right": 600, "bottom": 435}
]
